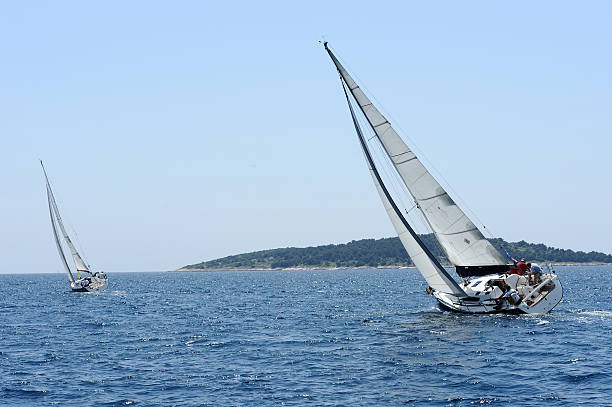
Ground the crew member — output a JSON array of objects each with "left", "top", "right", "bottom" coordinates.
[
  {"left": 517, "top": 258, "right": 528, "bottom": 275},
  {"left": 528, "top": 262, "right": 542, "bottom": 285},
  {"left": 503, "top": 288, "right": 520, "bottom": 305}
]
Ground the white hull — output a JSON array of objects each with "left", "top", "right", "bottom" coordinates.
[
  {"left": 432, "top": 273, "right": 563, "bottom": 314},
  {"left": 70, "top": 275, "right": 108, "bottom": 292}
]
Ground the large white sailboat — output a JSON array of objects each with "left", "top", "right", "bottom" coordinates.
[
  {"left": 324, "top": 43, "right": 562, "bottom": 314},
  {"left": 41, "top": 161, "right": 108, "bottom": 292}
]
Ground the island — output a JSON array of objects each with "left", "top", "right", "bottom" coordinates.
[{"left": 177, "top": 235, "right": 612, "bottom": 271}]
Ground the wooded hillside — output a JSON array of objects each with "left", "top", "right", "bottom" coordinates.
[{"left": 181, "top": 236, "right": 612, "bottom": 270}]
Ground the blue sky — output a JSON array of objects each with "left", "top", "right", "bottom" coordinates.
[{"left": 1, "top": 1, "right": 610, "bottom": 273}]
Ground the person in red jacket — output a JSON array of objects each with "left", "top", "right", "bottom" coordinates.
[{"left": 517, "top": 259, "right": 528, "bottom": 275}]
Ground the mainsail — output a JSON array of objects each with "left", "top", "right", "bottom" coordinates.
[
  {"left": 47, "top": 187, "right": 75, "bottom": 282},
  {"left": 343, "top": 83, "right": 465, "bottom": 296},
  {"left": 41, "top": 161, "right": 91, "bottom": 275},
  {"left": 325, "top": 44, "right": 507, "bottom": 268}
]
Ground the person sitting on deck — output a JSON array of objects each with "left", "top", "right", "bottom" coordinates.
[
  {"left": 517, "top": 259, "right": 528, "bottom": 275},
  {"left": 503, "top": 288, "right": 521, "bottom": 305}
]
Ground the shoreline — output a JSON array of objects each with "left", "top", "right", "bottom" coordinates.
[
  {"left": 173, "top": 262, "right": 612, "bottom": 272},
  {"left": 174, "top": 265, "right": 418, "bottom": 272}
]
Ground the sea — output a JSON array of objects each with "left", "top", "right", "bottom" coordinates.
[{"left": 1, "top": 265, "right": 610, "bottom": 406}]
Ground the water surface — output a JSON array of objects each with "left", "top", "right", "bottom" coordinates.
[{"left": 1, "top": 266, "right": 610, "bottom": 406}]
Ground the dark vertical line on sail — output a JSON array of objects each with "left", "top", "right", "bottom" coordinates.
[
  {"left": 338, "top": 78, "right": 464, "bottom": 294},
  {"left": 47, "top": 187, "right": 75, "bottom": 282}
]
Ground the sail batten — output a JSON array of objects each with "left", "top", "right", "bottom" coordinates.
[{"left": 325, "top": 44, "right": 506, "bottom": 267}]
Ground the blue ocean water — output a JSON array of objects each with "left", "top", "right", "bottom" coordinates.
[{"left": 1, "top": 266, "right": 610, "bottom": 406}]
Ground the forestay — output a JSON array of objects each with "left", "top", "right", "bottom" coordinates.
[{"left": 326, "top": 45, "right": 506, "bottom": 267}]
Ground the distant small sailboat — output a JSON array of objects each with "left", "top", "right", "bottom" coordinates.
[
  {"left": 41, "top": 161, "right": 108, "bottom": 292},
  {"left": 324, "top": 43, "right": 562, "bottom": 314}
]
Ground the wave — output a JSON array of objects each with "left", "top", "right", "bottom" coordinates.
[
  {"left": 579, "top": 310, "right": 612, "bottom": 318},
  {"left": 1, "top": 387, "right": 48, "bottom": 397},
  {"left": 561, "top": 371, "right": 606, "bottom": 384}
]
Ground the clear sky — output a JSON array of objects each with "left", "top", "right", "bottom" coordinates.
[{"left": 1, "top": 1, "right": 610, "bottom": 273}]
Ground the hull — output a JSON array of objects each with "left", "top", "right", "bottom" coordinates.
[
  {"left": 70, "top": 286, "right": 89, "bottom": 293},
  {"left": 432, "top": 273, "right": 563, "bottom": 314},
  {"left": 70, "top": 275, "right": 108, "bottom": 292}
]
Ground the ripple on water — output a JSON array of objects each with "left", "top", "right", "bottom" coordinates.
[{"left": 0, "top": 267, "right": 611, "bottom": 406}]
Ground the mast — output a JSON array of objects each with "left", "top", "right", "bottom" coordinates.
[
  {"left": 324, "top": 43, "right": 506, "bottom": 268},
  {"left": 329, "top": 48, "right": 465, "bottom": 296},
  {"left": 40, "top": 161, "right": 91, "bottom": 275}
]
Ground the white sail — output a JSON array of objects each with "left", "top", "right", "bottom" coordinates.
[
  {"left": 326, "top": 45, "right": 506, "bottom": 267},
  {"left": 47, "top": 187, "right": 75, "bottom": 282},
  {"left": 369, "top": 155, "right": 465, "bottom": 295},
  {"left": 343, "top": 82, "right": 465, "bottom": 296},
  {"left": 41, "top": 161, "right": 91, "bottom": 274}
]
